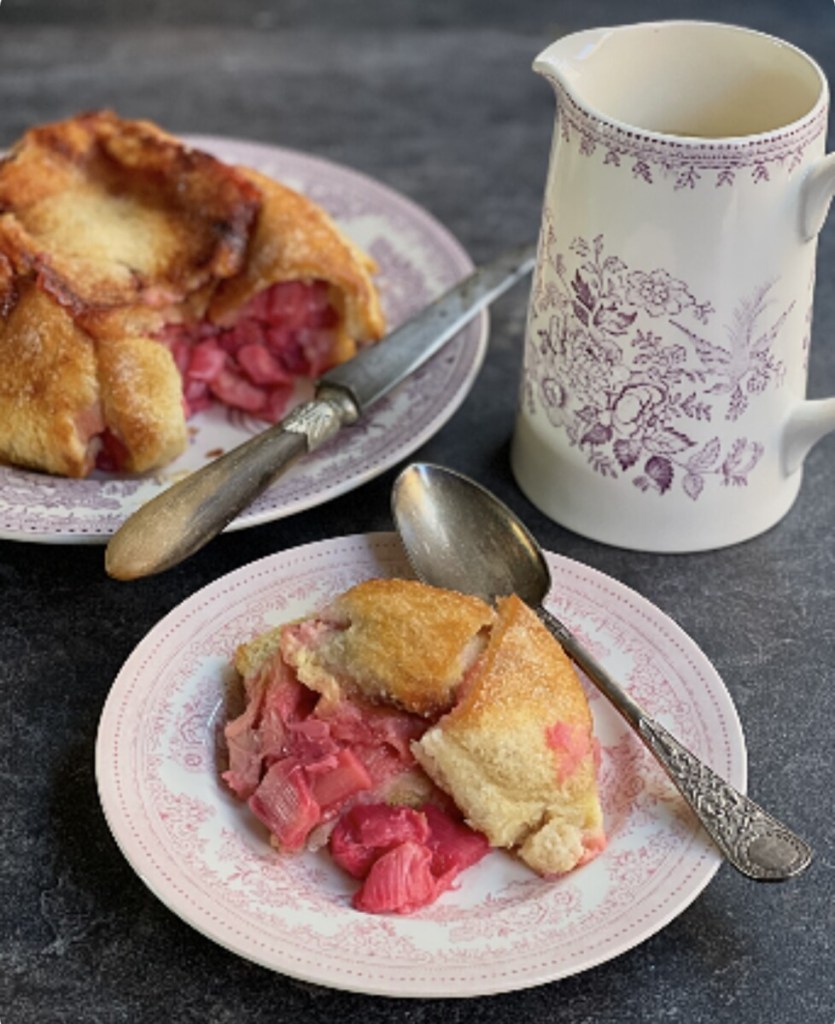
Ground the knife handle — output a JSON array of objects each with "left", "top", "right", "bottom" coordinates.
[{"left": 104, "top": 387, "right": 358, "bottom": 580}]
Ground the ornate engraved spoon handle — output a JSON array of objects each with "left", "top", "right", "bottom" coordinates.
[
  {"left": 538, "top": 606, "right": 813, "bottom": 881},
  {"left": 636, "top": 717, "right": 813, "bottom": 880}
]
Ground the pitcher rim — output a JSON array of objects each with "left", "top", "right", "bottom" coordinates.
[{"left": 534, "top": 20, "right": 829, "bottom": 147}]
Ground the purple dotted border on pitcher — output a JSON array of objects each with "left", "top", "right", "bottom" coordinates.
[{"left": 546, "top": 76, "right": 828, "bottom": 189}]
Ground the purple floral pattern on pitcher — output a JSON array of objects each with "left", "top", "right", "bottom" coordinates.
[
  {"left": 525, "top": 223, "right": 793, "bottom": 500},
  {"left": 546, "top": 79, "right": 827, "bottom": 191}
]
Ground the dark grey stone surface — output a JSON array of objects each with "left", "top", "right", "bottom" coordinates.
[{"left": 1, "top": 1, "right": 833, "bottom": 1022}]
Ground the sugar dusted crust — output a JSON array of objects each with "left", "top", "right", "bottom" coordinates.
[
  {"left": 209, "top": 167, "right": 385, "bottom": 360},
  {"left": 95, "top": 335, "right": 187, "bottom": 473},
  {"left": 0, "top": 111, "right": 260, "bottom": 314},
  {"left": 0, "top": 111, "right": 385, "bottom": 478},
  {"left": 279, "top": 578, "right": 496, "bottom": 717},
  {"left": 414, "top": 594, "right": 605, "bottom": 875},
  {"left": 0, "top": 277, "right": 103, "bottom": 477},
  {"left": 219, "top": 578, "right": 612, "bottom": 925}
]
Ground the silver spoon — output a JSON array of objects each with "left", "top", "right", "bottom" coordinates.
[{"left": 391, "top": 462, "right": 813, "bottom": 882}]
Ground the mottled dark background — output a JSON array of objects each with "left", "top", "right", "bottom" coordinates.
[{"left": 1, "top": 1, "right": 833, "bottom": 1022}]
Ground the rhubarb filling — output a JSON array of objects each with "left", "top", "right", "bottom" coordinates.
[
  {"left": 222, "top": 645, "right": 490, "bottom": 914},
  {"left": 94, "top": 278, "right": 340, "bottom": 472},
  {"left": 163, "top": 279, "right": 340, "bottom": 421}
]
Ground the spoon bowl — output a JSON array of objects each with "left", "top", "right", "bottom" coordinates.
[
  {"left": 391, "top": 462, "right": 813, "bottom": 882},
  {"left": 392, "top": 462, "right": 548, "bottom": 606}
]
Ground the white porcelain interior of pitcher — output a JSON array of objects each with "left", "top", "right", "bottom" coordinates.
[{"left": 539, "top": 21, "right": 826, "bottom": 138}]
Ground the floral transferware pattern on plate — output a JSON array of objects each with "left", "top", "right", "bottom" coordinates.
[
  {"left": 0, "top": 139, "right": 486, "bottom": 543},
  {"left": 96, "top": 533, "right": 746, "bottom": 998}
]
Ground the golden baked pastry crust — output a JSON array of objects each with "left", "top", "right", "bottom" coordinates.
[
  {"left": 443, "top": 593, "right": 592, "bottom": 733},
  {"left": 209, "top": 167, "right": 385, "bottom": 361},
  {"left": 414, "top": 594, "right": 605, "bottom": 875},
  {"left": 280, "top": 578, "right": 495, "bottom": 717},
  {"left": 96, "top": 335, "right": 187, "bottom": 473},
  {"left": 0, "top": 276, "right": 103, "bottom": 477},
  {"left": 0, "top": 110, "right": 260, "bottom": 313},
  {"left": 233, "top": 623, "right": 285, "bottom": 682}
]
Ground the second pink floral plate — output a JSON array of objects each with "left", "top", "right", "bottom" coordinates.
[{"left": 96, "top": 533, "right": 746, "bottom": 997}]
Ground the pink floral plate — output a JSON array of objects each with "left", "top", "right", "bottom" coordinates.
[
  {"left": 95, "top": 532, "right": 746, "bottom": 998},
  {"left": 0, "top": 139, "right": 486, "bottom": 544}
]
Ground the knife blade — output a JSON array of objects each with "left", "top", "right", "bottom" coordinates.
[{"left": 104, "top": 240, "right": 536, "bottom": 580}]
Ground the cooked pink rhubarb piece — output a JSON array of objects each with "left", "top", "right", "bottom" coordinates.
[
  {"left": 222, "top": 651, "right": 427, "bottom": 854},
  {"left": 222, "top": 641, "right": 491, "bottom": 912},
  {"left": 330, "top": 802, "right": 490, "bottom": 914},
  {"left": 160, "top": 279, "right": 339, "bottom": 422}
]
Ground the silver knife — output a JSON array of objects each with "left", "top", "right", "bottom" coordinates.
[{"left": 105, "top": 241, "right": 536, "bottom": 580}]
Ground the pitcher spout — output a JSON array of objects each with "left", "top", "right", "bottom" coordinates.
[
  {"left": 783, "top": 398, "right": 835, "bottom": 474},
  {"left": 533, "top": 26, "right": 613, "bottom": 100}
]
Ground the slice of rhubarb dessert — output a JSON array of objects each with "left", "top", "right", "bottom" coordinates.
[
  {"left": 414, "top": 594, "right": 606, "bottom": 877},
  {"left": 222, "top": 579, "right": 495, "bottom": 914},
  {"left": 222, "top": 578, "right": 606, "bottom": 914}
]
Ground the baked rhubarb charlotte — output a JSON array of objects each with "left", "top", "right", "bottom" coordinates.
[
  {"left": 222, "top": 578, "right": 606, "bottom": 914},
  {"left": 0, "top": 111, "right": 385, "bottom": 477}
]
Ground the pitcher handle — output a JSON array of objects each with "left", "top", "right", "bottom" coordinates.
[
  {"left": 800, "top": 151, "right": 835, "bottom": 239},
  {"left": 782, "top": 158, "right": 835, "bottom": 470}
]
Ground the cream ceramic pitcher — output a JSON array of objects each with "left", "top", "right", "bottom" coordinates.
[{"left": 512, "top": 21, "right": 835, "bottom": 551}]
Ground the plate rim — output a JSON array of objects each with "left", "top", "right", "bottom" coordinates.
[
  {"left": 95, "top": 531, "right": 746, "bottom": 997},
  {"left": 0, "top": 139, "right": 488, "bottom": 545}
]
